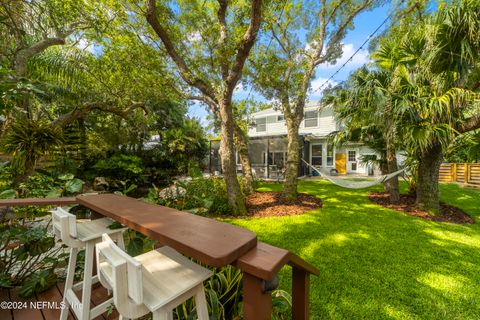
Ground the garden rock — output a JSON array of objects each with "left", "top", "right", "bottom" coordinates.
[
  {"left": 0, "top": 206, "right": 15, "bottom": 221},
  {"left": 158, "top": 184, "right": 186, "bottom": 200},
  {"left": 93, "top": 177, "right": 109, "bottom": 191}
]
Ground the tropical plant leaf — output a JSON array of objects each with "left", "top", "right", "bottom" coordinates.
[
  {"left": 0, "top": 189, "right": 16, "bottom": 199},
  {"left": 65, "top": 178, "right": 84, "bottom": 193}
]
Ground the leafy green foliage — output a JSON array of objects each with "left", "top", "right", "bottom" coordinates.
[
  {"left": 45, "top": 173, "right": 84, "bottom": 197},
  {"left": 0, "top": 189, "right": 16, "bottom": 199},
  {"left": 445, "top": 131, "right": 480, "bottom": 163},
  {"left": 92, "top": 154, "right": 144, "bottom": 180},
  {"left": 123, "top": 229, "right": 155, "bottom": 257},
  {"left": 174, "top": 265, "right": 242, "bottom": 320},
  {"left": 0, "top": 223, "right": 68, "bottom": 297},
  {"left": 19, "top": 269, "right": 57, "bottom": 298},
  {"left": 174, "top": 264, "right": 292, "bottom": 320},
  {"left": 272, "top": 289, "right": 292, "bottom": 320},
  {"left": 147, "top": 177, "right": 232, "bottom": 215},
  {"left": 1, "top": 118, "right": 65, "bottom": 175},
  {"left": 19, "top": 172, "right": 84, "bottom": 198}
]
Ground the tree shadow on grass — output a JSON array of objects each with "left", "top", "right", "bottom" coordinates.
[{"left": 230, "top": 180, "right": 480, "bottom": 319}]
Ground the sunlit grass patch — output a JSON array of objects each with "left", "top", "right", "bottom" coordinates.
[{"left": 230, "top": 180, "right": 480, "bottom": 319}]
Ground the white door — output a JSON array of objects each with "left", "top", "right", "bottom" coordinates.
[{"left": 347, "top": 149, "right": 357, "bottom": 173}]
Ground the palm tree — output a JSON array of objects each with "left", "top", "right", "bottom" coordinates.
[
  {"left": 2, "top": 118, "right": 65, "bottom": 184},
  {"left": 381, "top": 1, "right": 480, "bottom": 213},
  {"left": 326, "top": 66, "right": 401, "bottom": 203}
]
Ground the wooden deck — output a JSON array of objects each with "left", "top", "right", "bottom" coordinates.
[
  {"left": 0, "top": 283, "right": 117, "bottom": 320},
  {"left": 0, "top": 195, "right": 320, "bottom": 320}
]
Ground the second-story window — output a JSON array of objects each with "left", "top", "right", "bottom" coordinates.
[
  {"left": 277, "top": 115, "right": 285, "bottom": 122},
  {"left": 304, "top": 110, "right": 318, "bottom": 127},
  {"left": 256, "top": 117, "right": 266, "bottom": 132}
]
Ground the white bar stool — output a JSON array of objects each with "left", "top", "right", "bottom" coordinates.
[
  {"left": 96, "top": 233, "right": 212, "bottom": 320},
  {"left": 51, "top": 207, "right": 127, "bottom": 320}
]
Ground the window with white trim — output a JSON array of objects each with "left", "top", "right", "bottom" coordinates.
[
  {"left": 256, "top": 117, "right": 266, "bottom": 132},
  {"left": 304, "top": 110, "right": 318, "bottom": 127},
  {"left": 348, "top": 150, "right": 356, "bottom": 162}
]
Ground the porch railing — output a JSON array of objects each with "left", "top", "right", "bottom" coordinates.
[{"left": 0, "top": 195, "right": 319, "bottom": 320}]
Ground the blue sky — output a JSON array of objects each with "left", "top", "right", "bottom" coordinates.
[{"left": 188, "top": 2, "right": 393, "bottom": 125}]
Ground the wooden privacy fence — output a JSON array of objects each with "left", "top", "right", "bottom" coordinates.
[{"left": 439, "top": 163, "right": 480, "bottom": 185}]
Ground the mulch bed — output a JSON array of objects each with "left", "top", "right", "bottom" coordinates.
[
  {"left": 245, "top": 192, "right": 322, "bottom": 217},
  {"left": 369, "top": 192, "right": 474, "bottom": 224}
]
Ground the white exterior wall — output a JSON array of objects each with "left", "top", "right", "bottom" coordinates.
[
  {"left": 246, "top": 102, "right": 402, "bottom": 177},
  {"left": 248, "top": 105, "right": 337, "bottom": 138}
]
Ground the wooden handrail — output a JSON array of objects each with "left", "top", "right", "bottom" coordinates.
[
  {"left": 0, "top": 195, "right": 318, "bottom": 319},
  {"left": 235, "top": 242, "right": 290, "bottom": 281},
  {"left": 0, "top": 197, "right": 77, "bottom": 206},
  {"left": 288, "top": 252, "right": 320, "bottom": 276},
  {"left": 235, "top": 242, "right": 320, "bottom": 281}
]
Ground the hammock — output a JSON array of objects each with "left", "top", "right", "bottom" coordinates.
[{"left": 301, "top": 159, "right": 405, "bottom": 189}]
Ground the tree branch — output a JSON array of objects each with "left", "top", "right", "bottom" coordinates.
[
  {"left": 14, "top": 37, "right": 66, "bottom": 76},
  {"left": 217, "top": 0, "right": 229, "bottom": 81},
  {"left": 458, "top": 113, "right": 480, "bottom": 133},
  {"left": 145, "top": 0, "right": 217, "bottom": 101},
  {"left": 188, "top": 95, "right": 220, "bottom": 117},
  {"left": 271, "top": 26, "right": 291, "bottom": 58},
  {"left": 52, "top": 102, "right": 147, "bottom": 128},
  {"left": 314, "top": 0, "right": 372, "bottom": 66},
  {"left": 225, "top": 0, "right": 263, "bottom": 94}
]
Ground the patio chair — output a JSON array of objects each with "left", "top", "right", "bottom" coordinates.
[
  {"left": 51, "top": 207, "right": 127, "bottom": 320},
  {"left": 95, "top": 233, "right": 212, "bottom": 320}
]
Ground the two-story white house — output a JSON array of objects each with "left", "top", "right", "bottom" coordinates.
[{"left": 245, "top": 102, "right": 379, "bottom": 179}]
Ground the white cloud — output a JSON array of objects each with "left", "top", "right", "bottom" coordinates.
[
  {"left": 234, "top": 83, "right": 252, "bottom": 98},
  {"left": 188, "top": 31, "right": 202, "bottom": 43},
  {"left": 76, "top": 39, "right": 95, "bottom": 54},
  {"left": 318, "top": 43, "right": 370, "bottom": 70},
  {"left": 308, "top": 77, "right": 338, "bottom": 99},
  {"left": 187, "top": 102, "right": 210, "bottom": 129}
]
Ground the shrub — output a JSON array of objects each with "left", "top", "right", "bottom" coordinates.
[
  {"left": 175, "top": 265, "right": 242, "bottom": 320},
  {"left": 0, "top": 223, "right": 69, "bottom": 298},
  {"left": 174, "top": 264, "right": 292, "bottom": 320},
  {"left": 92, "top": 154, "right": 144, "bottom": 181},
  {"left": 0, "top": 171, "right": 84, "bottom": 297},
  {"left": 147, "top": 177, "right": 232, "bottom": 215}
]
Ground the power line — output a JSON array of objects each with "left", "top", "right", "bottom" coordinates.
[{"left": 311, "top": 0, "right": 405, "bottom": 95}]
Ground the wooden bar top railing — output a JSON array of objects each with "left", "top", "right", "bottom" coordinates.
[{"left": 0, "top": 194, "right": 320, "bottom": 320}]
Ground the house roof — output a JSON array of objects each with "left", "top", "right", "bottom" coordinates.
[{"left": 251, "top": 101, "right": 329, "bottom": 117}]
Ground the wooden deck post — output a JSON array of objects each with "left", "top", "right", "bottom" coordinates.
[
  {"left": 292, "top": 267, "right": 309, "bottom": 320},
  {"left": 452, "top": 163, "right": 457, "bottom": 182},
  {"left": 243, "top": 273, "right": 272, "bottom": 320}
]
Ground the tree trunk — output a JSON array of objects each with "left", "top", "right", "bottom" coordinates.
[
  {"left": 416, "top": 143, "right": 443, "bottom": 214},
  {"left": 219, "top": 99, "right": 247, "bottom": 215},
  {"left": 13, "top": 158, "right": 35, "bottom": 189},
  {"left": 283, "top": 119, "right": 300, "bottom": 200},
  {"left": 384, "top": 138, "right": 400, "bottom": 203},
  {"left": 382, "top": 101, "right": 400, "bottom": 203},
  {"left": 234, "top": 125, "right": 254, "bottom": 195}
]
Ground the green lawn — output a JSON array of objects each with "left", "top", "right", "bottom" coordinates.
[{"left": 228, "top": 181, "right": 480, "bottom": 319}]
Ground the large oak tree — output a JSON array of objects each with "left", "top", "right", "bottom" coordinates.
[
  {"left": 251, "top": 0, "right": 383, "bottom": 200},
  {"left": 145, "top": 0, "right": 267, "bottom": 214}
]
